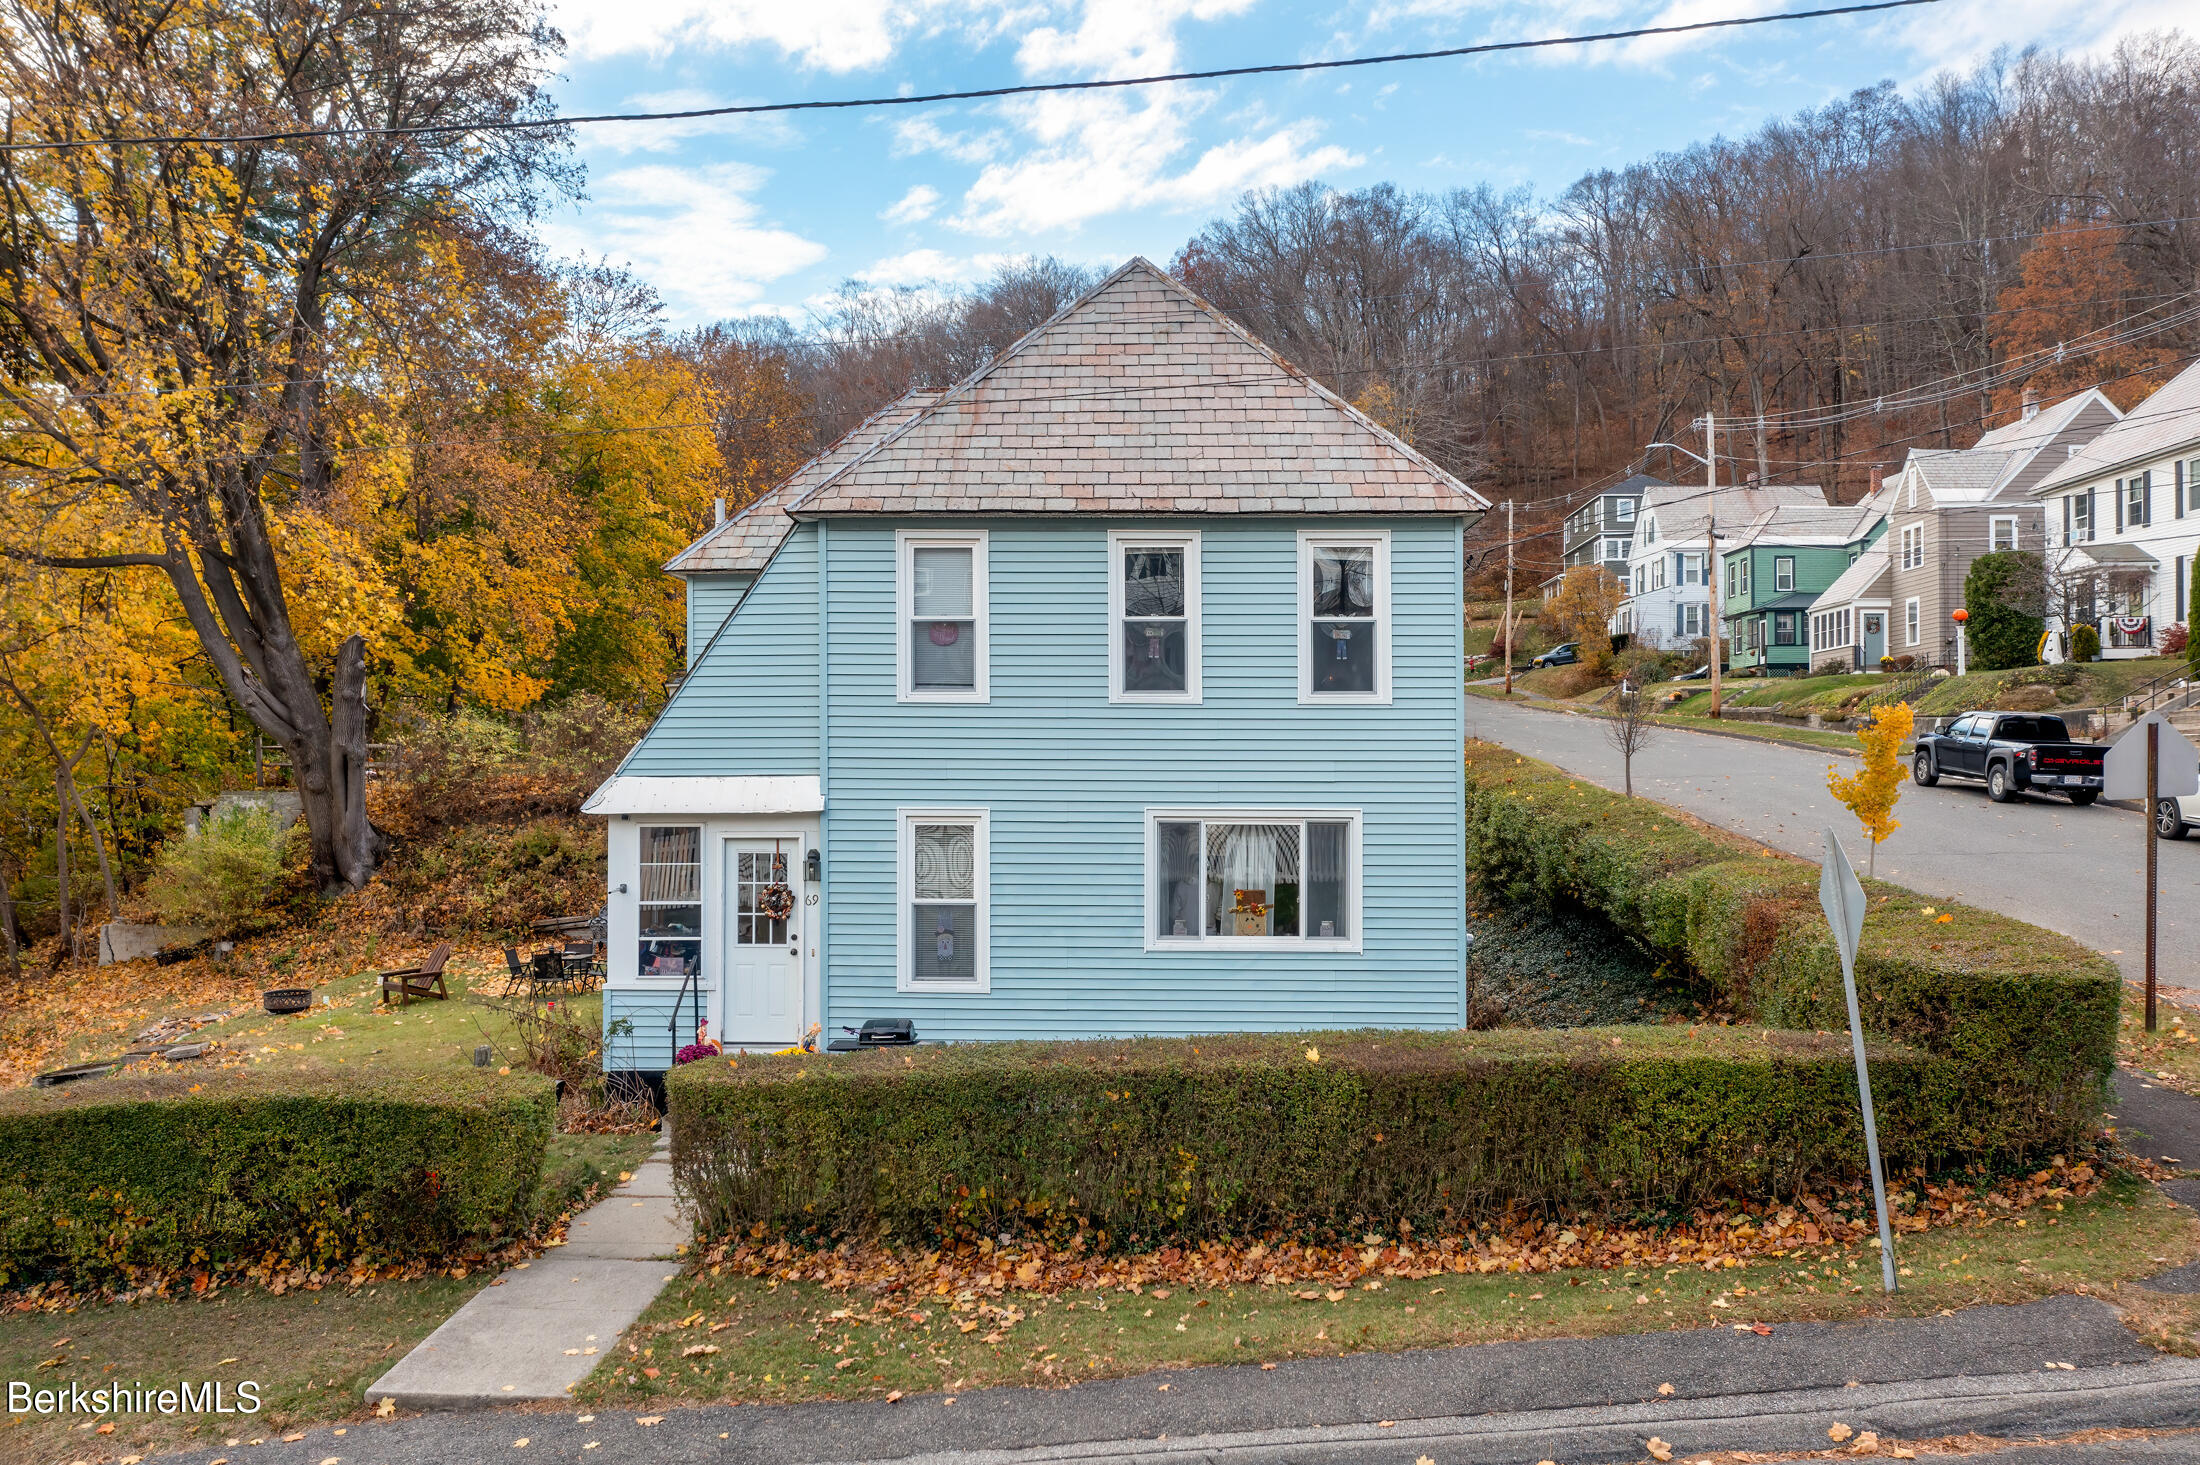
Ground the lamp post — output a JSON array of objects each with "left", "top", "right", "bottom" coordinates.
[{"left": 1951, "top": 607, "right": 1969, "bottom": 677}]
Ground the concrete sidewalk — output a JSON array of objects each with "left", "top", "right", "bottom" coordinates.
[
  {"left": 365, "top": 1128, "right": 683, "bottom": 1410},
  {"left": 173, "top": 1294, "right": 2200, "bottom": 1464}
]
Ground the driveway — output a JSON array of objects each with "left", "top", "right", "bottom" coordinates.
[{"left": 1465, "top": 698, "right": 2200, "bottom": 989}]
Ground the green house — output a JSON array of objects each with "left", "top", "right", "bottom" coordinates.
[{"left": 1719, "top": 505, "right": 1885, "bottom": 675}]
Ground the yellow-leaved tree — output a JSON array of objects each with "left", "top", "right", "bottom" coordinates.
[{"left": 1827, "top": 702, "right": 1913, "bottom": 876}]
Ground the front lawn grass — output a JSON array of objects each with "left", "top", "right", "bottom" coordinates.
[
  {"left": 0, "top": 1127, "right": 652, "bottom": 1462},
  {"left": 575, "top": 1176, "right": 2197, "bottom": 1411},
  {"left": 1912, "top": 657, "right": 2182, "bottom": 718},
  {"left": 2119, "top": 984, "right": 2200, "bottom": 1101}
]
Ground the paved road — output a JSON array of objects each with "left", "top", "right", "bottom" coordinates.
[
  {"left": 140, "top": 1297, "right": 2200, "bottom": 1464},
  {"left": 1465, "top": 698, "right": 2200, "bottom": 989}
]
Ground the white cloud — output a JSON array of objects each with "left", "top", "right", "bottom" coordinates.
[
  {"left": 940, "top": 86, "right": 1359, "bottom": 235},
  {"left": 891, "top": 115, "right": 1008, "bottom": 164},
  {"left": 581, "top": 89, "right": 800, "bottom": 154},
  {"left": 856, "top": 248, "right": 1016, "bottom": 285},
  {"left": 547, "top": 0, "right": 1057, "bottom": 68},
  {"left": 1526, "top": 128, "right": 1597, "bottom": 145},
  {"left": 881, "top": 184, "right": 943, "bottom": 224},
  {"left": 544, "top": 163, "right": 827, "bottom": 321}
]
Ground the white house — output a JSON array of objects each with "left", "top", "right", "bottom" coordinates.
[
  {"left": 1618, "top": 481, "right": 1828, "bottom": 650},
  {"left": 2030, "top": 361, "right": 2200, "bottom": 659}
]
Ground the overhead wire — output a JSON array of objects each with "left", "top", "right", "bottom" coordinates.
[{"left": 0, "top": 0, "right": 1951, "bottom": 154}]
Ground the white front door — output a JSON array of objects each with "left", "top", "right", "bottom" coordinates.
[{"left": 723, "top": 841, "right": 803, "bottom": 1046}]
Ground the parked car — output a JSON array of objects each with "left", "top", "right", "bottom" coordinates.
[
  {"left": 2162, "top": 792, "right": 2200, "bottom": 840},
  {"left": 1531, "top": 643, "right": 1580, "bottom": 669},
  {"left": 1911, "top": 712, "right": 2106, "bottom": 804}
]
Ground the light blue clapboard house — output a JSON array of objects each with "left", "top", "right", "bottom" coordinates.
[{"left": 586, "top": 259, "right": 1488, "bottom": 1071}]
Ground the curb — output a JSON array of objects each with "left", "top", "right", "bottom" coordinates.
[
  {"left": 867, "top": 1358, "right": 2200, "bottom": 1465},
  {"left": 1477, "top": 690, "right": 1864, "bottom": 759}
]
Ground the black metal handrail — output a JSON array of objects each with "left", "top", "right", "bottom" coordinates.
[
  {"left": 2122, "top": 664, "right": 2196, "bottom": 718},
  {"left": 668, "top": 965, "right": 701, "bottom": 1068}
]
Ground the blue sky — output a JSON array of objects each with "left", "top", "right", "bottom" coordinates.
[{"left": 535, "top": 0, "right": 2186, "bottom": 327}]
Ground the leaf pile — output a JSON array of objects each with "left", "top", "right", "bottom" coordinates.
[{"left": 692, "top": 1157, "right": 2103, "bottom": 1302}]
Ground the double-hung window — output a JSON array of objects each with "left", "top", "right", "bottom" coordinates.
[
  {"left": 636, "top": 826, "right": 702, "bottom": 979},
  {"left": 897, "top": 531, "right": 988, "bottom": 701},
  {"left": 1899, "top": 522, "right": 1924, "bottom": 570},
  {"left": 1616, "top": 498, "right": 1636, "bottom": 523},
  {"left": 1990, "top": 516, "right": 2020, "bottom": 553},
  {"left": 1148, "top": 811, "right": 1359, "bottom": 950},
  {"left": 898, "top": 809, "right": 989, "bottom": 991},
  {"left": 1774, "top": 611, "right": 1797, "bottom": 646},
  {"left": 2122, "top": 473, "right": 2149, "bottom": 531},
  {"left": 1108, "top": 531, "right": 1200, "bottom": 701},
  {"left": 2070, "top": 493, "right": 2092, "bottom": 544},
  {"left": 1905, "top": 597, "right": 1921, "bottom": 646},
  {"left": 1774, "top": 555, "right": 1795, "bottom": 593},
  {"left": 1300, "top": 532, "right": 1390, "bottom": 701}
]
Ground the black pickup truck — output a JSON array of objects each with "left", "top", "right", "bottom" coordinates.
[{"left": 1911, "top": 711, "right": 2106, "bottom": 804}]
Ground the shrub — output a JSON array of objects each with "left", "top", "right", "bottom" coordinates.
[
  {"left": 142, "top": 806, "right": 291, "bottom": 937},
  {"left": 671, "top": 1027, "right": 1930, "bottom": 1246},
  {"left": 1462, "top": 740, "right": 2116, "bottom": 1160},
  {"left": 2070, "top": 622, "right": 2100, "bottom": 663},
  {"left": 392, "top": 695, "right": 646, "bottom": 826},
  {"left": 0, "top": 1068, "right": 554, "bottom": 1288},
  {"left": 2164, "top": 622, "right": 2189, "bottom": 660},
  {"left": 1963, "top": 551, "right": 2045, "bottom": 671}
]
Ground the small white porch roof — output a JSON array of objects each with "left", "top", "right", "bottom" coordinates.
[
  {"left": 582, "top": 775, "right": 824, "bottom": 816},
  {"left": 1809, "top": 540, "right": 1891, "bottom": 614}
]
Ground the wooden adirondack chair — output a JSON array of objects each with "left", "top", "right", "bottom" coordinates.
[{"left": 379, "top": 942, "right": 453, "bottom": 1006}]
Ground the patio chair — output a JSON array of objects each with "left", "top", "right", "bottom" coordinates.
[
  {"left": 379, "top": 942, "right": 452, "bottom": 1007},
  {"left": 560, "top": 941, "right": 600, "bottom": 991},
  {"left": 502, "top": 946, "right": 530, "bottom": 996}
]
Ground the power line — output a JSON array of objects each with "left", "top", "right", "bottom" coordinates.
[{"left": 0, "top": 0, "right": 1950, "bottom": 154}]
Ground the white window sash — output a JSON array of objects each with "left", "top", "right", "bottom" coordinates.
[
  {"left": 896, "top": 807, "right": 991, "bottom": 992},
  {"left": 896, "top": 530, "right": 990, "bottom": 703},
  {"left": 1297, "top": 530, "right": 1393, "bottom": 704},
  {"left": 1107, "top": 529, "right": 1202, "bottom": 703},
  {"left": 1143, "top": 809, "right": 1363, "bottom": 954}
]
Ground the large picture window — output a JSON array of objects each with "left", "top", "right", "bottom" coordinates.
[
  {"left": 636, "top": 825, "right": 702, "bottom": 979},
  {"left": 897, "top": 532, "right": 988, "bottom": 701},
  {"left": 898, "top": 809, "right": 989, "bottom": 990},
  {"left": 1108, "top": 530, "right": 1201, "bottom": 701},
  {"left": 1148, "top": 811, "right": 1359, "bottom": 950},
  {"left": 1299, "top": 532, "right": 1390, "bottom": 701}
]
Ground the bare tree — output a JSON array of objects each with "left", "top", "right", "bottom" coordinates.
[{"left": 1604, "top": 679, "right": 1661, "bottom": 797}]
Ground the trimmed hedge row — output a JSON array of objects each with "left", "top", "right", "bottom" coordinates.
[
  {"left": 1461, "top": 739, "right": 2118, "bottom": 1160},
  {"left": 0, "top": 1068, "right": 555, "bottom": 1288},
  {"left": 671, "top": 1027, "right": 1928, "bottom": 1245}
]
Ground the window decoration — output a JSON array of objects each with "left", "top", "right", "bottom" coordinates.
[
  {"left": 898, "top": 533, "right": 988, "bottom": 701},
  {"left": 1300, "top": 534, "right": 1390, "bottom": 700},
  {"left": 637, "top": 825, "right": 702, "bottom": 979},
  {"left": 1149, "top": 812, "right": 1356, "bottom": 948},
  {"left": 1109, "top": 531, "right": 1201, "bottom": 701},
  {"left": 900, "top": 810, "right": 988, "bottom": 990}
]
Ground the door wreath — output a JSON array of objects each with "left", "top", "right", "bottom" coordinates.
[{"left": 758, "top": 840, "right": 795, "bottom": 919}]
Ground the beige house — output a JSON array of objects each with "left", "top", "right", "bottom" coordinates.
[{"left": 1809, "top": 388, "right": 2120, "bottom": 670}]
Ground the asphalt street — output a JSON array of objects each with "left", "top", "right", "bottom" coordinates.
[
  {"left": 135, "top": 1298, "right": 2200, "bottom": 1464},
  {"left": 1465, "top": 697, "right": 2200, "bottom": 989}
]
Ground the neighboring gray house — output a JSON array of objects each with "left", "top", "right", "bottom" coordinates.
[
  {"left": 1809, "top": 387, "right": 2119, "bottom": 669},
  {"left": 665, "top": 390, "right": 941, "bottom": 665},
  {"left": 1616, "top": 480, "right": 1829, "bottom": 649},
  {"left": 1540, "top": 473, "right": 1659, "bottom": 600}
]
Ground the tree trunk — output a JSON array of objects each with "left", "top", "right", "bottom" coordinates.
[
  {"left": 268, "top": 635, "right": 385, "bottom": 894},
  {"left": 53, "top": 772, "right": 69, "bottom": 964},
  {"left": 0, "top": 854, "right": 20, "bottom": 983}
]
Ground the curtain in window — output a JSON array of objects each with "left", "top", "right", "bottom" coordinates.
[
  {"left": 912, "top": 823, "right": 977, "bottom": 982},
  {"left": 1206, "top": 824, "right": 1301, "bottom": 936},
  {"left": 911, "top": 546, "right": 976, "bottom": 689}
]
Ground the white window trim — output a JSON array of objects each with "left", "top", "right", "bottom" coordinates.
[
  {"left": 1899, "top": 521, "right": 1925, "bottom": 572},
  {"left": 1142, "top": 808, "right": 1364, "bottom": 955},
  {"left": 1989, "top": 514, "right": 2019, "bottom": 553},
  {"left": 1774, "top": 555, "right": 1795, "bottom": 593},
  {"left": 1904, "top": 596, "right": 1921, "bottom": 647},
  {"left": 895, "top": 530, "right": 990, "bottom": 704},
  {"left": 895, "top": 806, "right": 991, "bottom": 993},
  {"left": 1106, "top": 529, "right": 1202, "bottom": 704},
  {"left": 1296, "top": 530, "right": 1393, "bottom": 705}
]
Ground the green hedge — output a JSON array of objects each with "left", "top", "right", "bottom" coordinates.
[
  {"left": 0, "top": 1068, "right": 555, "bottom": 1288},
  {"left": 1462, "top": 739, "right": 2117, "bottom": 1160},
  {"left": 671, "top": 1027, "right": 1929, "bottom": 1245}
]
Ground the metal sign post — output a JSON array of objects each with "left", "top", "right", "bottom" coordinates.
[
  {"left": 2104, "top": 713, "right": 2200, "bottom": 1034},
  {"left": 1821, "top": 826, "right": 1897, "bottom": 1294}
]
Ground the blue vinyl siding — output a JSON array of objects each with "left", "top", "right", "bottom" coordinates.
[
  {"left": 682, "top": 572, "right": 752, "bottom": 668},
  {"left": 603, "top": 989, "right": 704, "bottom": 1071},
  {"left": 625, "top": 529, "right": 818, "bottom": 776},
  {"left": 818, "top": 517, "right": 1466, "bottom": 1040}
]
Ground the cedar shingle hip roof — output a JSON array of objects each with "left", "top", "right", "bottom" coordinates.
[
  {"left": 664, "top": 390, "right": 941, "bottom": 575},
  {"left": 789, "top": 258, "right": 1486, "bottom": 518}
]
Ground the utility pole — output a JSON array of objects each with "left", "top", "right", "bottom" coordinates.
[
  {"left": 1502, "top": 500, "right": 1516, "bottom": 697},
  {"left": 1704, "top": 413, "right": 1723, "bottom": 720}
]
